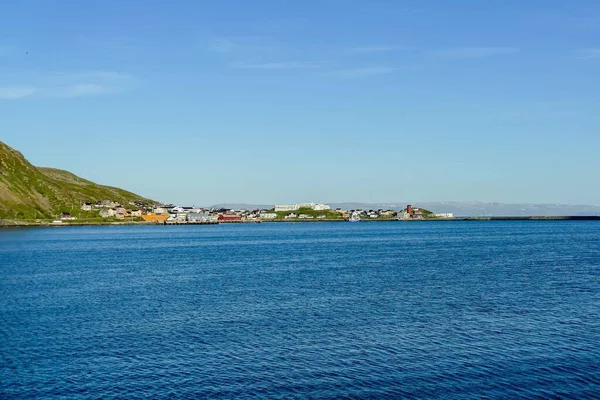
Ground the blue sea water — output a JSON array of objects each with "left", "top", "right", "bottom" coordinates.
[{"left": 1, "top": 221, "right": 599, "bottom": 399}]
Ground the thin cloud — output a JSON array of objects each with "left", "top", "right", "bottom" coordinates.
[
  {"left": 0, "top": 86, "right": 36, "bottom": 99},
  {"left": 45, "top": 71, "right": 135, "bottom": 83},
  {"left": 231, "top": 61, "right": 326, "bottom": 69},
  {"left": 48, "top": 84, "right": 118, "bottom": 98},
  {"left": 0, "top": 71, "right": 137, "bottom": 99},
  {"left": 45, "top": 72, "right": 136, "bottom": 98},
  {"left": 333, "top": 67, "right": 397, "bottom": 79},
  {"left": 351, "top": 45, "right": 407, "bottom": 53},
  {"left": 431, "top": 47, "right": 519, "bottom": 59},
  {"left": 574, "top": 48, "right": 600, "bottom": 59}
]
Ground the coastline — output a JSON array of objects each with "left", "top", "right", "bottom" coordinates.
[{"left": 2, "top": 215, "right": 599, "bottom": 228}]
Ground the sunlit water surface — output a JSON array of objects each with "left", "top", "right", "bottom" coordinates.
[{"left": 1, "top": 221, "right": 599, "bottom": 398}]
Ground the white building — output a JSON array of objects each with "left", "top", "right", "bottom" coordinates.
[
  {"left": 187, "top": 213, "right": 218, "bottom": 223},
  {"left": 97, "top": 200, "right": 118, "bottom": 208},
  {"left": 434, "top": 213, "right": 454, "bottom": 219},
  {"left": 275, "top": 204, "right": 300, "bottom": 212},
  {"left": 260, "top": 213, "right": 277, "bottom": 219},
  {"left": 397, "top": 211, "right": 410, "bottom": 220},
  {"left": 275, "top": 203, "right": 331, "bottom": 211},
  {"left": 101, "top": 208, "right": 116, "bottom": 218},
  {"left": 81, "top": 203, "right": 93, "bottom": 211}
]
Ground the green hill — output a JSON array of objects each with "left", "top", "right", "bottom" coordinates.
[
  {"left": 0, "top": 141, "right": 154, "bottom": 221},
  {"left": 268, "top": 207, "right": 345, "bottom": 220}
]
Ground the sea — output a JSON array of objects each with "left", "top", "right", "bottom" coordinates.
[{"left": 1, "top": 221, "right": 599, "bottom": 399}]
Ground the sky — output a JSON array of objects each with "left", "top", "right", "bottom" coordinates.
[{"left": 1, "top": 0, "right": 599, "bottom": 206}]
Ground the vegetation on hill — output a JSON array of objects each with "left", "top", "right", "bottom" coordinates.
[
  {"left": 268, "top": 207, "right": 345, "bottom": 220},
  {"left": 0, "top": 141, "right": 154, "bottom": 221}
]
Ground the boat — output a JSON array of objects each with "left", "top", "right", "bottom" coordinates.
[{"left": 348, "top": 214, "right": 361, "bottom": 222}]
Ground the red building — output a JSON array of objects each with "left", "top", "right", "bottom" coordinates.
[
  {"left": 406, "top": 204, "right": 413, "bottom": 215},
  {"left": 218, "top": 214, "right": 242, "bottom": 222}
]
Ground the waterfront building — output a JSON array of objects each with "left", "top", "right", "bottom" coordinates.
[
  {"left": 141, "top": 213, "right": 169, "bottom": 223},
  {"left": 260, "top": 213, "right": 277, "bottom": 219},
  {"left": 398, "top": 211, "right": 410, "bottom": 220},
  {"left": 187, "top": 213, "right": 218, "bottom": 223},
  {"left": 434, "top": 213, "right": 454, "bottom": 219},
  {"left": 59, "top": 213, "right": 76, "bottom": 220},
  {"left": 218, "top": 214, "right": 242, "bottom": 222}
]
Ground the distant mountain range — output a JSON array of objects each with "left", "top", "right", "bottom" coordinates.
[
  {"left": 211, "top": 202, "right": 600, "bottom": 217},
  {"left": 330, "top": 202, "right": 600, "bottom": 217}
]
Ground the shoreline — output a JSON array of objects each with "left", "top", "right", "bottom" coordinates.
[{"left": 1, "top": 215, "right": 599, "bottom": 228}]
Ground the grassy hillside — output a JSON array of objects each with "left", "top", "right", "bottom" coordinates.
[
  {"left": 0, "top": 141, "right": 154, "bottom": 220},
  {"left": 267, "top": 207, "right": 345, "bottom": 220}
]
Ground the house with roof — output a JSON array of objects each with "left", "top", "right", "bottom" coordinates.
[
  {"left": 218, "top": 214, "right": 242, "bottom": 222},
  {"left": 59, "top": 212, "right": 77, "bottom": 220},
  {"left": 260, "top": 212, "right": 277, "bottom": 219},
  {"left": 187, "top": 213, "right": 218, "bottom": 223},
  {"left": 100, "top": 208, "right": 115, "bottom": 218}
]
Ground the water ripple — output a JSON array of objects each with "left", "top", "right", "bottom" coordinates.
[{"left": 1, "top": 221, "right": 599, "bottom": 398}]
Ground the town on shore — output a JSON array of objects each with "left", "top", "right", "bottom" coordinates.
[{"left": 52, "top": 201, "right": 455, "bottom": 225}]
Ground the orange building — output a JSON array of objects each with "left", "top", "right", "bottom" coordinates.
[{"left": 142, "top": 213, "right": 169, "bottom": 223}]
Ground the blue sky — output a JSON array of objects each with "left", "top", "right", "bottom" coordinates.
[{"left": 1, "top": 1, "right": 599, "bottom": 206}]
